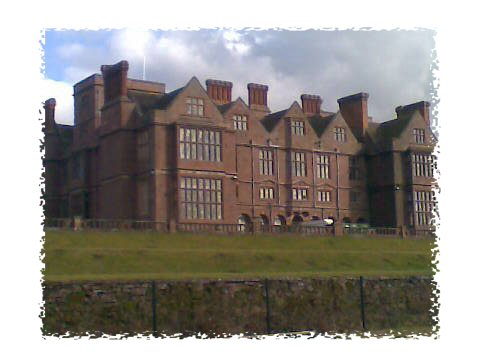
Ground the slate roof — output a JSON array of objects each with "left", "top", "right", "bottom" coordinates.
[
  {"left": 367, "top": 112, "right": 411, "bottom": 143},
  {"left": 216, "top": 101, "right": 236, "bottom": 114},
  {"left": 308, "top": 113, "right": 336, "bottom": 137},
  {"left": 261, "top": 109, "right": 289, "bottom": 132},
  {"left": 128, "top": 86, "right": 184, "bottom": 114}
]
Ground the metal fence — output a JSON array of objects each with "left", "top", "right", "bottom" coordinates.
[{"left": 44, "top": 218, "right": 434, "bottom": 238}]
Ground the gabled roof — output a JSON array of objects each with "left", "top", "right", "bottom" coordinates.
[
  {"left": 128, "top": 86, "right": 184, "bottom": 114},
  {"left": 260, "top": 101, "right": 305, "bottom": 132},
  {"left": 216, "top": 97, "right": 249, "bottom": 115},
  {"left": 369, "top": 112, "right": 411, "bottom": 142},
  {"left": 308, "top": 113, "right": 336, "bottom": 137},
  {"left": 261, "top": 109, "right": 289, "bottom": 132}
]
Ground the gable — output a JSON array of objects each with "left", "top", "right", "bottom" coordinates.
[
  {"left": 165, "top": 77, "right": 225, "bottom": 125},
  {"left": 399, "top": 111, "right": 436, "bottom": 146},
  {"left": 316, "top": 112, "right": 362, "bottom": 153}
]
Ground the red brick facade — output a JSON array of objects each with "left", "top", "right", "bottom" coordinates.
[{"left": 44, "top": 60, "right": 437, "bottom": 230}]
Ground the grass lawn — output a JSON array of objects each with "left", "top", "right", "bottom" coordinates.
[{"left": 43, "top": 230, "right": 435, "bottom": 281}]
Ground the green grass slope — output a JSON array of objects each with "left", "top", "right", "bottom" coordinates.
[{"left": 44, "top": 231, "right": 435, "bottom": 281}]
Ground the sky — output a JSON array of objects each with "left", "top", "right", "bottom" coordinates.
[{"left": 43, "top": 29, "right": 436, "bottom": 125}]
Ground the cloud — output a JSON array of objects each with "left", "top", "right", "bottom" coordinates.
[
  {"left": 45, "top": 29, "right": 435, "bottom": 125},
  {"left": 42, "top": 79, "right": 74, "bottom": 124}
]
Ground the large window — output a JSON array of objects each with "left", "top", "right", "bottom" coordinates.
[
  {"left": 259, "top": 149, "right": 274, "bottom": 176},
  {"left": 179, "top": 128, "right": 221, "bottom": 162},
  {"left": 291, "top": 151, "right": 306, "bottom": 177},
  {"left": 180, "top": 177, "right": 222, "bottom": 220},
  {"left": 292, "top": 188, "right": 308, "bottom": 200},
  {"left": 186, "top": 97, "right": 204, "bottom": 116},
  {"left": 412, "top": 153, "right": 434, "bottom": 177},
  {"left": 259, "top": 187, "right": 274, "bottom": 200},
  {"left": 349, "top": 156, "right": 361, "bottom": 180},
  {"left": 291, "top": 120, "right": 305, "bottom": 135},
  {"left": 413, "top": 128, "right": 425, "bottom": 144},
  {"left": 318, "top": 190, "right": 331, "bottom": 202},
  {"left": 233, "top": 115, "right": 248, "bottom": 131},
  {"left": 334, "top": 127, "right": 346, "bottom": 142},
  {"left": 414, "top": 191, "right": 435, "bottom": 226},
  {"left": 316, "top": 154, "right": 330, "bottom": 179}
]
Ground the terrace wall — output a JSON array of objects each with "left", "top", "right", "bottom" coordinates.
[{"left": 42, "top": 276, "right": 437, "bottom": 337}]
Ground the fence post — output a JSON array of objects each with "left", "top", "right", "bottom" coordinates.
[
  {"left": 264, "top": 279, "right": 271, "bottom": 335},
  {"left": 359, "top": 276, "right": 366, "bottom": 331},
  {"left": 151, "top": 280, "right": 158, "bottom": 337}
]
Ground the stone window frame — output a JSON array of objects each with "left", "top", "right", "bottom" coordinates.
[
  {"left": 179, "top": 127, "right": 222, "bottom": 162},
  {"left": 349, "top": 156, "right": 361, "bottom": 180},
  {"left": 233, "top": 114, "right": 248, "bottom": 131},
  {"left": 292, "top": 188, "right": 308, "bottom": 201},
  {"left": 291, "top": 151, "right": 307, "bottom": 177},
  {"left": 413, "top": 128, "right": 425, "bottom": 144},
  {"left": 179, "top": 177, "right": 223, "bottom": 220},
  {"left": 291, "top": 120, "right": 305, "bottom": 136},
  {"left": 259, "top": 149, "right": 274, "bottom": 176},
  {"left": 412, "top": 153, "right": 435, "bottom": 178},
  {"left": 413, "top": 190, "right": 435, "bottom": 226},
  {"left": 186, "top": 97, "right": 204, "bottom": 117},
  {"left": 334, "top": 127, "right": 347, "bottom": 142},
  {"left": 316, "top": 154, "right": 330, "bottom": 179},
  {"left": 317, "top": 190, "right": 331, "bottom": 202},
  {"left": 259, "top": 187, "right": 275, "bottom": 200}
]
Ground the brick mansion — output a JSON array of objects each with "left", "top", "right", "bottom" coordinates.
[{"left": 43, "top": 60, "right": 437, "bottom": 231}]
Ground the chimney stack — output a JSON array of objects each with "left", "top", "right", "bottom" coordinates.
[
  {"left": 247, "top": 83, "right": 269, "bottom": 111},
  {"left": 100, "top": 60, "right": 129, "bottom": 103},
  {"left": 337, "top": 92, "right": 369, "bottom": 140},
  {"left": 206, "top": 79, "right": 233, "bottom": 105},
  {"left": 44, "top": 98, "right": 56, "bottom": 131},
  {"left": 395, "top": 101, "right": 430, "bottom": 127},
  {"left": 301, "top": 94, "right": 322, "bottom": 115}
]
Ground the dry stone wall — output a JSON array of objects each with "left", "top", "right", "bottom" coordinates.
[{"left": 42, "top": 277, "right": 437, "bottom": 337}]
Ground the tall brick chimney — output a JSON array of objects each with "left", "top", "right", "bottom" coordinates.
[
  {"left": 44, "top": 98, "right": 56, "bottom": 131},
  {"left": 100, "top": 60, "right": 129, "bottom": 103},
  {"left": 301, "top": 94, "right": 322, "bottom": 115},
  {"left": 395, "top": 101, "right": 430, "bottom": 127},
  {"left": 337, "top": 92, "right": 369, "bottom": 140},
  {"left": 247, "top": 83, "right": 269, "bottom": 111},
  {"left": 206, "top": 79, "right": 233, "bottom": 105}
]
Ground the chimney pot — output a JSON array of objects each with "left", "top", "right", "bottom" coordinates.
[
  {"left": 301, "top": 94, "right": 322, "bottom": 114},
  {"left": 247, "top": 83, "right": 269, "bottom": 109},
  {"left": 337, "top": 92, "right": 370, "bottom": 139},
  {"left": 206, "top": 79, "right": 233, "bottom": 105},
  {"left": 395, "top": 101, "right": 430, "bottom": 127}
]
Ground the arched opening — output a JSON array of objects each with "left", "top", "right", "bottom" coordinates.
[
  {"left": 357, "top": 217, "right": 367, "bottom": 224},
  {"left": 237, "top": 214, "right": 252, "bottom": 232},
  {"left": 301, "top": 211, "right": 310, "bottom": 218}
]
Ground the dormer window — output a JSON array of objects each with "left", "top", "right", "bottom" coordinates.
[
  {"left": 186, "top": 97, "right": 204, "bottom": 116},
  {"left": 291, "top": 120, "right": 305, "bottom": 135},
  {"left": 413, "top": 128, "right": 425, "bottom": 144},
  {"left": 334, "top": 127, "right": 346, "bottom": 142},
  {"left": 233, "top": 114, "right": 248, "bottom": 131}
]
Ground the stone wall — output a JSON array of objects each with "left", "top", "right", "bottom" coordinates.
[{"left": 42, "top": 277, "right": 437, "bottom": 337}]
